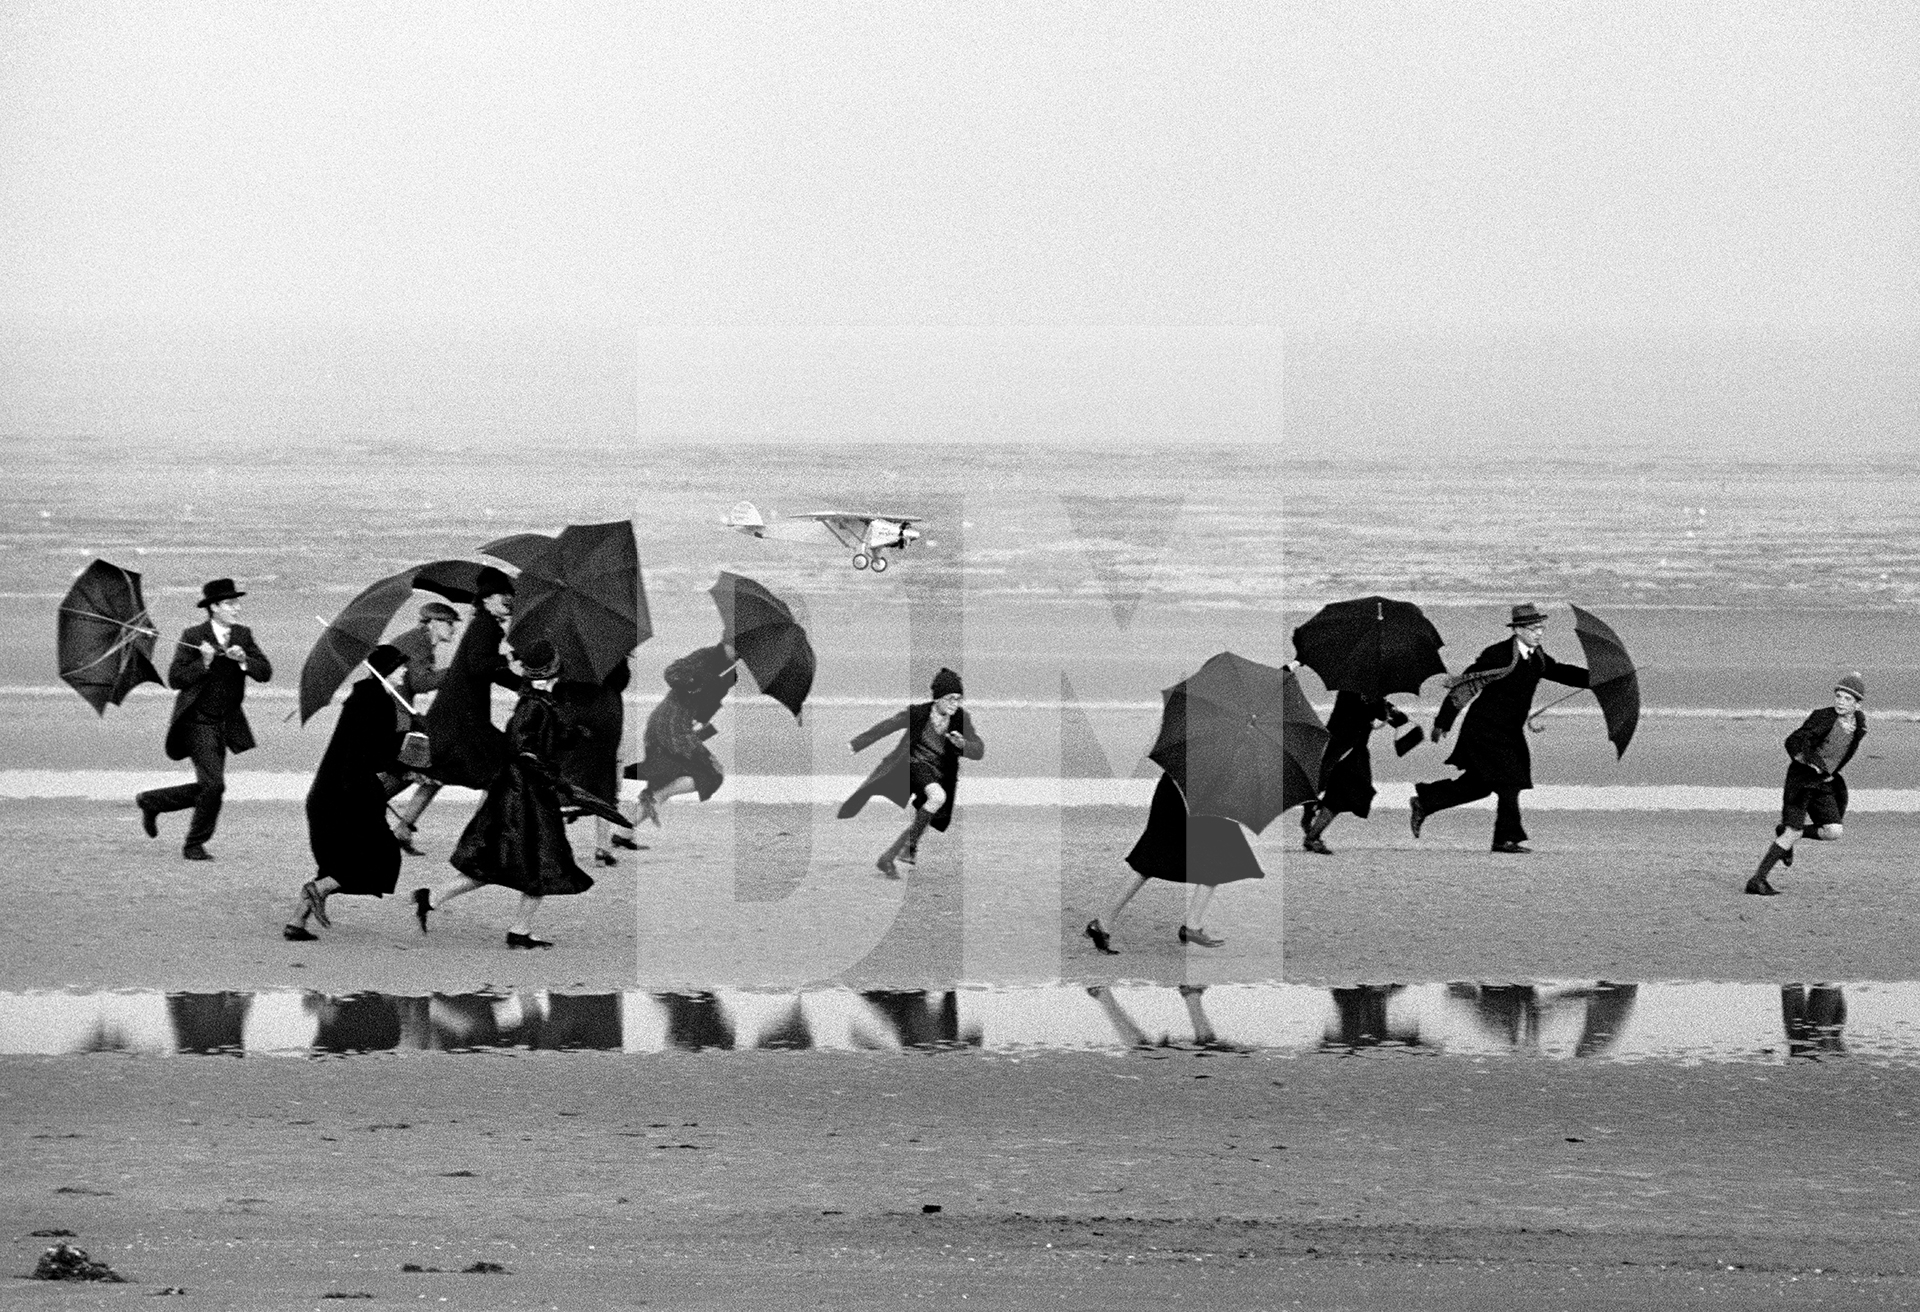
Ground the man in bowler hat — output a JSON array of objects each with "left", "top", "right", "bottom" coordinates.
[
  {"left": 1409, "top": 602, "right": 1588, "bottom": 853},
  {"left": 389, "top": 600, "right": 460, "bottom": 704},
  {"left": 136, "top": 578, "right": 274, "bottom": 860}
]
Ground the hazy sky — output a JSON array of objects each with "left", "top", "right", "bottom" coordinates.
[{"left": 0, "top": 3, "right": 1913, "bottom": 445}]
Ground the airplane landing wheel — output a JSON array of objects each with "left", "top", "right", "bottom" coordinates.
[
  {"left": 870, "top": 555, "right": 889, "bottom": 573},
  {"left": 852, "top": 553, "right": 869, "bottom": 570}
]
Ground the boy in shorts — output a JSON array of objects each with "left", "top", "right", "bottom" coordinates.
[{"left": 1746, "top": 673, "right": 1868, "bottom": 896}]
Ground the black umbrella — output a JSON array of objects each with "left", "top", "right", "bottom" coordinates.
[
  {"left": 1147, "top": 652, "right": 1328, "bottom": 833},
  {"left": 1527, "top": 604, "right": 1640, "bottom": 758},
  {"left": 484, "top": 521, "right": 650, "bottom": 684},
  {"left": 1291, "top": 595, "right": 1447, "bottom": 700},
  {"left": 709, "top": 571, "right": 814, "bottom": 721},
  {"left": 57, "top": 558, "right": 164, "bottom": 714},
  {"left": 299, "top": 559, "right": 493, "bottom": 723}
]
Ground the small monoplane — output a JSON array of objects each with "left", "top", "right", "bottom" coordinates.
[{"left": 723, "top": 501, "right": 925, "bottom": 573}]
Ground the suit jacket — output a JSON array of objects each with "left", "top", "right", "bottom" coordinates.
[
  {"left": 389, "top": 624, "right": 447, "bottom": 702},
  {"left": 1782, "top": 706, "right": 1867, "bottom": 819},
  {"left": 837, "top": 701, "right": 985, "bottom": 832},
  {"left": 164, "top": 620, "right": 273, "bottom": 760},
  {"left": 1434, "top": 638, "right": 1587, "bottom": 792}
]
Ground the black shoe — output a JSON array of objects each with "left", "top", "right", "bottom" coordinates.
[
  {"left": 182, "top": 844, "right": 211, "bottom": 861},
  {"left": 283, "top": 924, "right": 318, "bottom": 942},
  {"left": 301, "top": 880, "right": 332, "bottom": 929},
  {"left": 137, "top": 797, "right": 159, "bottom": 838},
  {"left": 611, "top": 833, "right": 642, "bottom": 851},
  {"left": 412, "top": 888, "right": 432, "bottom": 933},
  {"left": 1745, "top": 874, "right": 1780, "bottom": 896},
  {"left": 1491, "top": 841, "right": 1532, "bottom": 854},
  {"left": 506, "top": 932, "right": 554, "bottom": 950},
  {"left": 594, "top": 849, "right": 618, "bottom": 867},
  {"left": 1178, "top": 925, "right": 1225, "bottom": 947},
  {"left": 1302, "top": 836, "right": 1333, "bottom": 855},
  {"left": 1409, "top": 796, "right": 1426, "bottom": 839},
  {"left": 1084, "top": 919, "right": 1117, "bottom": 955}
]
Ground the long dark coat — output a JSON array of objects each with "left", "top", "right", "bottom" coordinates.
[
  {"left": 163, "top": 620, "right": 273, "bottom": 760},
  {"left": 1127, "top": 773, "right": 1264, "bottom": 886},
  {"left": 1781, "top": 705, "right": 1868, "bottom": 821},
  {"left": 1434, "top": 638, "right": 1588, "bottom": 792},
  {"left": 1314, "top": 692, "right": 1410, "bottom": 819},
  {"left": 627, "top": 645, "right": 734, "bottom": 799},
  {"left": 449, "top": 689, "right": 594, "bottom": 897},
  {"left": 305, "top": 676, "right": 406, "bottom": 896},
  {"left": 422, "top": 606, "right": 519, "bottom": 789},
  {"left": 837, "top": 701, "right": 985, "bottom": 833},
  {"left": 554, "top": 661, "right": 629, "bottom": 805}
]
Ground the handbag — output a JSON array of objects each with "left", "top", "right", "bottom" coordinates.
[{"left": 368, "top": 660, "right": 433, "bottom": 771}]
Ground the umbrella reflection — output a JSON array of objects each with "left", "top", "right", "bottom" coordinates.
[
  {"left": 167, "top": 992, "right": 251, "bottom": 1056},
  {"left": 1320, "top": 985, "right": 1418, "bottom": 1053}
]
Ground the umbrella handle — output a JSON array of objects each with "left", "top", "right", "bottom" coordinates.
[{"left": 1526, "top": 687, "right": 1585, "bottom": 732}]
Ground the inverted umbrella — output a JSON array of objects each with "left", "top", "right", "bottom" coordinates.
[
  {"left": 1147, "top": 652, "right": 1328, "bottom": 833},
  {"left": 1527, "top": 603, "right": 1640, "bottom": 758},
  {"left": 57, "top": 558, "right": 164, "bottom": 714},
  {"left": 483, "top": 521, "right": 650, "bottom": 684},
  {"left": 1292, "top": 595, "right": 1447, "bottom": 700},
  {"left": 299, "top": 559, "right": 496, "bottom": 723},
  {"left": 709, "top": 571, "right": 814, "bottom": 721}
]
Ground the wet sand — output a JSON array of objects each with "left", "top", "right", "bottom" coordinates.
[{"left": 7, "top": 1052, "right": 1920, "bottom": 1309}]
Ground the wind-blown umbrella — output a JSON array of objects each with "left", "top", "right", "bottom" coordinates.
[
  {"left": 1147, "top": 652, "right": 1328, "bottom": 833},
  {"left": 709, "top": 571, "right": 814, "bottom": 721},
  {"left": 1528, "top": 603, "right": 1640, "bottom": 758},
  {"left": 57, "top": 558, "right": 164, "bottom": 714},
  {"left": 483, "top": 521, "right": 649, "bottom": 684},
  {"left": 1291, "top": 595, "right": 1447, "bottom": 700},
  {"left": 299, "top": 559, "right": 495, "bottom": 723}
]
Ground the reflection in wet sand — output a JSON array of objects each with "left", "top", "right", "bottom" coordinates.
[{"left": 4, "top": 981, "right": 1920, "bottom": 1064}]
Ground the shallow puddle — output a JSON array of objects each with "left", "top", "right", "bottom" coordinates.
[{"left": 0, "top": 981, "right": 1911, "bottom": 1064}]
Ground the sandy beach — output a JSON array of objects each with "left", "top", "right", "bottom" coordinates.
[{"left": 10, "top": 444, "right": 1920, "bottom": 1307}]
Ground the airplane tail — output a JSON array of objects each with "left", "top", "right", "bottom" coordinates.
[{"left": 724, "top": 500, "right": 767, "bottom": 529}]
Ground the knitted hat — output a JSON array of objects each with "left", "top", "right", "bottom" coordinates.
[
  {"left": 514, "top": 637, "right": 561, "bottom": 680},
  {"left": 1508, "top": 602, "right": 1547, "bottom": 628},
  {"left": 931, "top": 667, "right": 964, "bottom": 698},
  {"left": 367, "top": 644, "right": 407, "bottom": 677},
  {"left": 1835, "top": 672, "right": 1867, "bottom": 703},
  {"left": 198, "top": 578, "right": 245, "bottom": 607}
]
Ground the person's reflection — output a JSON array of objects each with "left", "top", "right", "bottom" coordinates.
[
  {"left": 1320, "top": 986, "right": 1411, "bottom": 1053},
  {"left": 1571, "top": 983, "right": 1639, "bottom": 1059},
  {"left": 862, "top": 991, "right": 960, "bottom": 1049},
  {"left": 428, "top": 993, "right": 502, "bottom": 1050},
  {"left": 750, "top": 998, "right": 813, "bottom": 1051},
  {"left": 167, "top": 992, "right": 251, "bottom": 1055},
  {"left": 1447, "top": 983, "right": 1541, "bottom": 1052},
  {"left": 1781, "top": 984, "right": 1847, "bottom": 1059},
  {"left": 658, "top": 992, "right": 735, "bottom": 1051},
  {"left": 306, "top": 993, "right": 404, "bottom": 1054},
  {"left": 529, "top": 993, "right": 623, "bottom": 1051}
]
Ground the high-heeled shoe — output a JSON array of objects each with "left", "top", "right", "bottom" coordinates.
[
  {"left": 1084, "top": 919, "right": 1117, "bottom": 955},
  {"left": 1178, "top": 924, "right": 1224, "bottom": 947},
  {"left": 610, "top": 833, "right": 642, "bottom": 851},
  {"left": 283, "top": 924, "right": 318, "bottom": 942},
  {"left": 593, "top": 849, "right": 618, "bottom": 866},
  {"left": 412, "top": 888, "right": 432, "bottom": 934},
  {"left": 506, "top": 931, "right": 555, "bottom": 950}
]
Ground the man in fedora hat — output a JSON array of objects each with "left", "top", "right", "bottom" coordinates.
[
  {"left": 1746, "top": 672, "right": 1869, "bottom": 896},
  {"left": 135, "top": 578, "right": 274, "bottom": 860},
  {"left": 1409, "top": 602, "right": 1588, "bottom": 854}
]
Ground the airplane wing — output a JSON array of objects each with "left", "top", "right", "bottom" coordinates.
[{"left": 795, "top": 512, "right": 925, "bottom": 548}]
